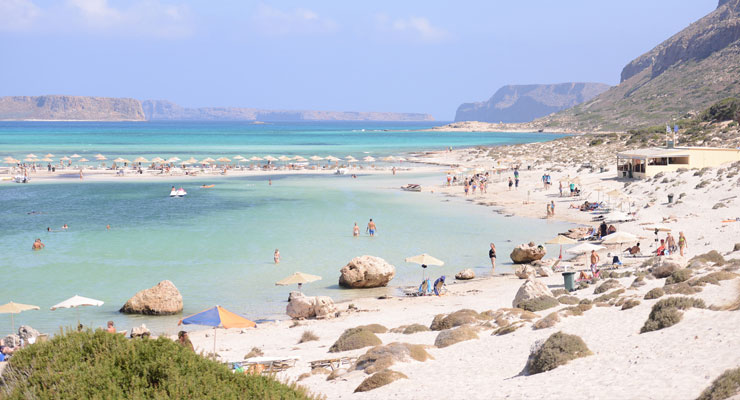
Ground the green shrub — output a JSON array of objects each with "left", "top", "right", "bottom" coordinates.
[
  {"left": 434, "top": 326, "right": 479, "bottom": 348},
  {"left": 595, "top": 288, "right": 626, "bottom": 303},
  {"left": 700, "top": 97, "right": 740, "bottom": 123},
  {"left": 690, "top": 251, "right": 726, "bottom": 266},
  {"left": 518, "top": 296, "right": 560, "bottom": 312},
  {"left": 354, "top": 369, "right": 407, "bottom": 393},
  {"left": 579, "top": 298, "right": 592, "bottom": 305},
  {"left": 665, "top": 282, "right": 702, "bottom": 295},
  {"left": 329, "top": 328, "right": 382, "bottom": 353},
  {"left": 594, "top": 279, "right": 622, "bottom": 294},
  {"left": 691, "top": 271, "right": 737, "bottom": 286},
  {"left": 666, "top": 269, "right": 692, "bottom": 284},
  {"left": 644, "top": 288, "right": 665, "bottom": 300},
  {"left": 533, "top": 312, "right": 560, "bottom": 330},
  {"left": 356, "top": 324, "right": 388, "bottom": 334},
  {"left": 526, "top": 332, "right": 592, "bottom": 374},
  {"left": 558, "top": 296, "right": 580, "bottom": 305},
  {"left": 402, "top": 324, "right": 430, "bottom": 334},
  {"left": 299, "top": 330, "right": 319, "bottom": 344},
  {"left": 640, "top": 297, "right": 706, "bottom": 333},
  {"left": 1, "top": 330, "right": 315, "bottom": 399},
  {"left": 697, "top": 367, "right": 740, "bottom": 400},
  {"left": 430, "top": 309, "right": 487, "bottom": 331},
  {"left": 621, "top": 299, "right": 641, "bottom": 310},
  {"left": 551, "top": 288, "right": 568, "bottom": 297},
  {"left": 354, "top": 342, "right": 431, "bottom": 374}
]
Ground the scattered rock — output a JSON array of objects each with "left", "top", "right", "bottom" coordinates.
[
  {"left": 286, "top": 292, "right": 337, "bottom": 320},
  {"left": 2, "top": 335, "right": 21, "bottom": 348},
  {"left": 734, "top": 243, "right": 740, "bottom": 252},
  {"left": 455, "top": 268, "right": 475, "bottom": 280},
  {"left": 339, "top": 256, "right": 396, "bottom": 288},
  {"left": 354, "top": 369, "right": 407, "bottom": 392},
  {"left": 535, "top": 266, "right": 553, "bottom": 277},
  {"left": 510, "top": 242, "right": 547, "bottom": 264},
  {"left": 120, "top": 280, "right": 183, "bottom": 315},
  {"left": 515, "top": 265, "right": 536, "bottom": 279},
  {"left": 512, "top": 278, "right": 553, "bottom": 308},
  {"left": 434, "top": 326, "right": 479, "bottom": 348},
  {"left": 18, "top": 325, "right": 40, "bottom": 341}
]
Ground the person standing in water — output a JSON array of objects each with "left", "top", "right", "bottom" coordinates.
[
  {"left": 489, "top": 243, "right": 496, "bottom": 271},
  {"left": 353, "top": 223, "right": 360, "bottom": 237},
  {"left": 366, "top": 219, "right": 377, "bottom": 236},
  {"left": 273, "top": 249, "right": 280, "bottom": 264},
  {"left": 32, "top": 238, "right": 45, "bottom": 251},
  {"left": 268, "top": 179, "right": 272, "bottom": 186}
]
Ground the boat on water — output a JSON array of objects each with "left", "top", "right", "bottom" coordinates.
[
  {"left": 401, "top": 184, "right": 421, "bottom": 192},
  {"left": 170, "top": 187, "right": 187, "bottom": 197}
]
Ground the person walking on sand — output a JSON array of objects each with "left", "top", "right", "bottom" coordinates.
[
  {"left": 273, "top": 249, "right": 280, "bottom": 264},
  {"left": 559, "top": 181, "right": 563, "bottom": 197},
  {"left": 546, "top": 202, "right": 551, "bottom": 217},
  {"left": 353, "top": 222, "right": 360, "bottom": 237},
  {"left": 489, "top": 243, "right": 497, "bottom": 271},
  {"left": 590, "top": 249, "right": 600, "bottom": 270},
  {"left": 446, "top": 173, "right": 452, "bottom": 186},
  {"left": 366, "top": 219, "right": 377, "bottom": 236},
  {"left": 508, "top": 177, "right": 513, "bottom": 191},
  {"left": 515, "top": 177, "right": 519, "bottom": 189},
  {"left": 678, "top": 232, "right": 688, "bottom": 256},
  {"left": 550, "top": 200, "right": 555, "bottom": 216},
  {"left": 79, "top": 168, "right": 83, "bottom": 180},
  {"left": 666, "top": 232, "right": 677, "bottom": 254}
]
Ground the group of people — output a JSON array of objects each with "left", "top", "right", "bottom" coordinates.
[
  {"left": 541, "top": 173, "right": 553, "bottom": 189},
  {"left": 656, "top": 231, "right": 687, "bottom": 256},
  {"left": 546, "top": 201, "right": 556, "bottom": 217},
  {"left": 352, "top": 219, "right": 377, "bottom": 237},
  {"left": 463, "top": 173, "right": 489, "bottom": 196},
  {"left": 507, "top": 168, "right": 520, "bottom": 190}
]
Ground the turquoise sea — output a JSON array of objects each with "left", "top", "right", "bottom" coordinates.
[{"left": 0, "top": 121, "right": 571, "bottom": 335}]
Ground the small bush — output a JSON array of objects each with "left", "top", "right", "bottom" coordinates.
[
  {"left": 594, "top": 279, "right": 622, "bottom": 294},
  {"left": 356, "top": 324, "right": 388, "bottom": 334},
  {"left": 518, "top": 296, "right": 560, "bottom": 312},
  {"left": 558, "top": 296, "right": 580, "bottom": 305},
  {"left": 434, "top": 326, "right": 479, "bottom": 348},
  {"left": 640, "top": 297, "right": 706, "bottom": 333},
  {"left": 579, "top": 298, "right": 592, "bottom": 305},
  {"left": 329, "top": 328, "right": 382, "bottom": 353},
  {"left": 2, "top": 330, "right": 315, "bottom": 399},
  {"left": 666, "top": 269, "right": 692, "bottom": 285},
  {"left": 691, "top": 271, "right": 737, "bottom": 286},
  {"left": 244, "top": 347, "right": 264, "bottom": 359},
  {"left": 644, "top": 288, "right": 665, "bottom": 300},
  {"left": 299, "top": 330, "right": 319, "bottom": 344},
  {"left": 533, "top": 312, "right": 560, "bottom": 330},
  {"left": 690, "top": 251, "right": 726, "bottom": 266},
  {"left": 551, "top": 288, "right": 568, "bottom": 297},
  {"left": 430, "top": 309, "right": 486, "bottom": 331},
  {"left": 621, "top": 299, "right": 641, "bottom": 310},
  {"left": 652, "top": 263, "right": 679, "bottom": 279},
  {"left": 493, "top": 324, "right": 521, "bottom": 336},
  {"left": 354, "top": 342, "right": 431, "bottom": 374},
  {"left": 526, "top": 332, "right": 592, "bottom": 374},
  {"left": 665, "top": 282, "right": 702, "bottom": 295},
  {"left": 697, "top": 367, "right": 740, "bottom": 400},
  {"left": 402, "top": 324, "right": 430, "bottom": 334},
  {"left": 595, "top": 288, "right": 626, "bottom": 303},
  {"left": 354, "top": 369, "right": 407, "bottom": 393}
]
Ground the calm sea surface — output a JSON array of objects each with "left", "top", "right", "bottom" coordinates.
[{"left": 0, "top": 122, "right": 570, "bottom": 335}]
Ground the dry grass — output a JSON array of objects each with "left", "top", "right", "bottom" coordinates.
[
  {"left": 690, "top": 250, "right": 726, "bottom": 266},
  {"left": 354, "top": 342, "right": 432, "bottom": 374},
  {"left": 434, "top": 326, "right": 479, "bottom": 348},
  {"left": 665, "top": 269, "right": 692, "bottom": 284},
  {"left": 243, "top": 347, "right": 264, "bottom": 359},
  {"left": 558, "top": 296, "right": 580, "bottom": 305},
  {"left": 621, "top": 299, "right": 641, "bottom": 310},
  {"left": 354, "top": 369, "right": 407, "bottom": 393},
  {"left": 518, "top": 296, "right": 559, "bottom": 312},
  {"left": 640, "top": 297, "right": 706, "bottom": 333},
  {"left": 594, "top": 279, "right": 622, "bottom": 294},
  {"left": 298, "top": 330, "right": 319, "bottom": 344},
  {"left": 329, "top": 328, "right": 382, "bottom": 353},
  {"left": 644, "top": 288, "right": 665, "bottom": 300},
  {"left": 533, "top": 312, "right": 560, "bottom": 330},
  {"left": 430, "top": 309, "right": 488, "bottom": 331},
  {"left": 594, "top": 288, "right": 626, "bottom": 304},
  {"left": 697, "top": 367, "right": 740, "bottom": 400},
  {"left": 690, "top": 271, "right": 738, "bottom": 286}
]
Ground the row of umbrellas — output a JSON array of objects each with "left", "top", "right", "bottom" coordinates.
[
  {"left": 0, "top": 295, "right": 103, "bottom": 333},
  {"left": 4, "top": 154, "right": 405, "bottom": 165}
]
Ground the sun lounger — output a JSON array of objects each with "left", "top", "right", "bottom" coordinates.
[
  {"left": 309, "top": 357, "right": 356, "bottom": 371},
  {"left": 233, "top": 356, "right": 299, "bottom": 374}
]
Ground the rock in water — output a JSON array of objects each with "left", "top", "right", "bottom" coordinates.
[
  {"left": 455, "top": 269, "right": 475, "bottom": 280},
  {"left": 515, "top": 265, "right": 536, "bottom": 279},
  {"left": 339, "top": 256, "right": 396, "bottom": 288},
  {"left": 510, "top": 242, "right": 547, "bottom": 264},
  {"left": 120, "top": 280, "right": 183, "bottom": 315},
  {"left": 513, "top": 278, "right": 554, "bottom": 308},
  {"left": 286, "top": 291, "right": 337, "bottom": 320}
]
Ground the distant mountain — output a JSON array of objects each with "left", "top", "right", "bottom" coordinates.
[
  {"left": 0, "top": 96, "right": 145, "bottom": 121},
  {"left": 141, "top": 100, "right": 434, "bottom": 122},
  {"left": 454, "top": 83, "right": 610, "bottom": 123},
  {"left": 539, "top": 0, "right": 740, "bottom": 131}
]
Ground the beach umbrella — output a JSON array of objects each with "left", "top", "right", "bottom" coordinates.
[
  {"left": 643, "top": 224, "right": 671, "bottom": 232},
  {"left": 184, "top": 157, "right": 198, "bottom": 164},
  {"left": 566, "top": 243, "right": 605, "bottom": 255},
  {"left": 294, "top": 156, "right": 307, "bottom": 162},
  {"left": 601, "top": 231, "right": 638, "bottom": 245},
  {"left": 249, "top": 156, "right": 263, "bottom": 161},
  {"left": 78, "top": 158, "right": 89, "bottom": 162},
  {"left": 325, "top": 156, "right": 339, "bottom": 162},
  {"left": 123, "top": 159, "right": 131, "bottom": 164},
  {"left": 134, "top": 157, "right": 149, "bottom": 163},
  {"left": 405, "top": 253, "right": 444, "bottom": 280},
  {"left": 94, "top": 153, "right": 104, "bottom": 158},
  {"left": 198, "top": 159, "right": 212, "bottom": 165},
  {"left": 395, "top": 157, "right": 407, "bottom": 162},
  {"left": 179, "top": 305, "right": 256, "bottom": 357},
  {"left": 545, "top": 235, "right": 578, "bottom": 259},
  {"left": 4, "top": 158, "right": 19, "bottom": 164},
  {"left": 25, "top": 153, "right": 37, "bottom": 158},
  {"left": 23, "top": 157, "right": 37, "bottom": 162},
  {"left": 605, "top": 211, "right": 632, "bottom": 223},
  {"left": 309, "top": 155, "right": 324, "bottom": 161},
  {"left": 60, "top": 156, "right": 71, "bottom": 161},
  {"left": 151, "top": 157, "right": 165, "bottom": 163},
  {"left": 70, "top": 154, "right": 81, "bottom": 158},
  {"left": 217, "top": 157, "right": 231, "bottom": 163},
  {"left": 113, "top": 157, "right": 125, "bottom": 163},
  {"left": 263, "top": 155, "right": 277, "bottom": 162},
  {"left": 168, "top": 157, "right": 181, "bottom": 163},
  {"left": 233, "top": 155, "right": 245, "bottom": 160},
  {"left": 44, "top": 153, "right": 55, "bottom": 158},
  {"left": 382, "top": 156, "right": 395, "bottom": 162},
  {"left": 50, "top": 295, "right": 104, "bottom": 325},
  {"left": 276, "top": 272, "right": 322, "bottom": 292},
  {"left": 278, "top": 155, "right": 291, "bottom": 162},
  {"left": 95, "top": 155, "right": 107, "bottom": 160},
  {"left": 363, "top": 156, "right": 376, "bottom": 162},
  {"left": 0, "top": 302, "right": 40, "bottom": 333}
]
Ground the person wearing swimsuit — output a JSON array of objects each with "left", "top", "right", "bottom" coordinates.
[{"left": 489, "top": 243, "right": 497, "bottom": 271}]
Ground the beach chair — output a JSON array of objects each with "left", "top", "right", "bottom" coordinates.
[
  {"left": 416, "top": 279, "right": 432, "bottom": 296},
  {"left": 309, "top": 357, "right": 356, "bottom": 371},
  {"left": 433, "top": 276, "right": 447, "bottom": 296},
  {"left": 234, "top": 356, "right": 299, "bottom": 374}
]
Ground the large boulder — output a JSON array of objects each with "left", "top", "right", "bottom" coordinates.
[
  {"left": 510, "top": 242, "right": 547, "bottom": 264},
  {"left": 18, "top": 325, "right": 40, "bottom": 341},
  {"left": 515, "top": 265, "right": 535, "bottom": 279},
  {"left": 339, "top": 256, "right": 396, "bottom": 288},
  {"left": 455, "top": 269, "right": 475, "bottom": 280},
  {"left": 286, "top": 291, "right": 337, "bottom": 320},
  {"left": 120, "top": 280, "right": 183, "bottom": 315},
  {"left": 513, "top": 278, "right": 553, "bottom": 308}
]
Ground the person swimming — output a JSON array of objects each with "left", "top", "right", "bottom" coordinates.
[
  {"left": 274, "top": 249, "right": 280, "bottom": 264},
  {"left": 32, "top": 238, "right": 45, "bottom": 251}
]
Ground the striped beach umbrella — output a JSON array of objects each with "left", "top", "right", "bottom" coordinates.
[{"left": 179, "top": 305, "right": 256, "bottom": 356}]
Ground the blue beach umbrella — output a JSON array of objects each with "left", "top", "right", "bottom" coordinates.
[{"left": 178, "top": 305, "right": 256, "bottom": 357}]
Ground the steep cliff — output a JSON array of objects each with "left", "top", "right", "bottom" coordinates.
[
  {"left": 454, "top": 83, "right": 609, "bottom": 123},
  {"left": 142, "top": 100, "right": 433, "bottom": 122},
  {"left": 540, "top": 0, "right": 740, "bottom": 131},
  {"left": 0, "top": 96, "right": 145, "bottom": 121}
]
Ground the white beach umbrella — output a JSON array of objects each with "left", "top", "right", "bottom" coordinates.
[
  {"left": 60, "top": 156, "right": 71, "bottom": 161},
  {"left": 152, "top": 157, "right": 165, "bottom": 163},
  {"left": 363, "top": 156, "right": 376, "bottom": 162},
  {"left": 405, "top": 253, "right": 444, "bottom": 280},
  {"left": 168, "top": 157, "right": 181, "bottom": 163},
  {"left": 94, "top": 153, "right": 104, "bottom": 158},
  {"left": 325, "top": 155, "right": 339, "bottom": 162},
  {"left": 601, "top": 231, "right": 638, "bottom": 245},
  {"left": 95, "top": 155, "right": 107, "bottom": 160},
  {"left": 294, "top": 156, "right": 307, "bottom": 162},
  {"left": 217, "top": 157, "right": 231, "bottom": 163},
  {"left": 25, "top": 153, "right": 38, "bottom": 158},
  {"left": 44, "top": 153, "right": 55, "bottom": 158},
  {"left": 134, "top": 157, "right": 150, "bottom": 163},
  {"left": 24, "top": 157, "right": 38, "bottom": 162},
  {"left": 113, "top": 157, "right": 125, "bottom": 163},
  {"left": 643, "top": 224, "right": 672, "bottom": 232},
  {"left": 395, "top": 157, "right": 407, "bottom": 162},
  {"left": 566, "top": 243, "right": 605, "bottom": 255},
  {"left": 275, "top": 272, "right": 322, "bottom": 292},
  {"left": 70, "top": 154, "right": 81, "bottom": 158},
  {"left": 183, "top": 157, "right": 198, "bottom": 164},
  {"left": 278, "top": 155, "right": 291, "bottom": 162},
  {"left": 263, "top": 155, "right": 277, "bottom": 162},
  {"left": 199, "top": 159, "right": 212, "bottom": 164},
  {"left": 50, "top": 295, "right": 104, "bottom": 325},
  {"left": 382, "top": 156, "right": 395, "bottom": 162},
  {"left": 545, "top": 235, "right": 578, "bottom": 260},
  {"left": 78, "top": 158, "right": 89, "bottom": 162},
  {"left": 250, "top": 156, "right": 263, "bottom": 161},
  {"left": 309, "top": 155, "right": 324, "bottom": 161},
  {"left": 41, "top": 157, "right": 54, "bottom": 162},
  {"left": 234, "top": 155, "right": 245, "bottom": 160},
  {"left": 605, "top": 211, "right": 633, "bottom": 222},
  {"left": 0, "top": 302, "right": 39, "bottom": 333}
]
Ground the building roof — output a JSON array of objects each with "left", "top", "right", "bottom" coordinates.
[{"left": 617, "top": 148, "right": 689, "bottom": 159}]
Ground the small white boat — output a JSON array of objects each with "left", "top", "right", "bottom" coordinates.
[
  {"left": 401, "top": 184, "right": 421, "bottom": 192},
  {"left": 175, "top": 188, "right": 187, "bottom": 197},
  {"left": 169, "top": 189, "right": 177, "bottom": 197}
]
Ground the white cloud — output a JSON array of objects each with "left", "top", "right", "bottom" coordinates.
[
  {"left": 0, "top": 0, "right": 192, "bottom": 38},
  {"left": 251, "top": 4, "right": 338, "bottom": 36},
  {"left": 376, "top": 14, "right": 449, "bottom": 43},
  {"left": 0, "top": 0, "right": 40, "bottom": 31}
]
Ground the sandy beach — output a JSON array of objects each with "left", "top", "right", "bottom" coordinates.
[{"left": 155, "top": 134, "right": 740, "bottom": 399}]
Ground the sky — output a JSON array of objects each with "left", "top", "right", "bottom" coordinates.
[{"left": 0, "top": 0, "right": 718, "bottom": 120}]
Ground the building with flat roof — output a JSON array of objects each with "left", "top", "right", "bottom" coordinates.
[{"left": 616, "top": 146, "right": 740, "bottom": 179}]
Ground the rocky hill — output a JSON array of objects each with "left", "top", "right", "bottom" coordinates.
[
  {"left": 454, "top": 83, "right": 609, "bottom": 123},
  {"left": 142, "top": 100, "right": 434, "bottom": 122},
  {"left": 539, "top": 0, "right": 740, "bottom": 131},
  {"left": 0, "top": 96, "right": 145, "bottom": 121}
]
